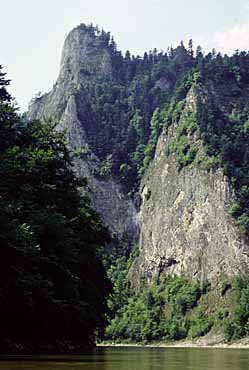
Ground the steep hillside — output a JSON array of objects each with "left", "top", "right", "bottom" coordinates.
[{"left": 131, "top": 86, "right": 249, "bottom": 287}]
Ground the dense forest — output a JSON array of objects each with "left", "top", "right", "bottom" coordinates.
[
  {"left": 106, "top": 258, "right": 249, "bottom": 343},
  {"left": 0, "top": 66, "right": 111, "bottom": 352}
]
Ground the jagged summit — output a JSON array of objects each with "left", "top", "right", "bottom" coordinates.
[
  {"left": 59, "top": 23, "right": 113, "bottom": 83},
  {"left": 28, "top": 24, "right": 113, "bottom": 120}
]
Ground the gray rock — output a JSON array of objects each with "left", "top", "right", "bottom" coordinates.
[{"left": 130, "top": 88, "right": 249, "bottom": 287}]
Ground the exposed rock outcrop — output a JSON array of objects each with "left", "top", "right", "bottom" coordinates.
[
  {"left": 28, "top": 25, "right": 138, "bottom": 249},
  {"left": 130, "top": 88, "right": 249, "bottom": 287}
]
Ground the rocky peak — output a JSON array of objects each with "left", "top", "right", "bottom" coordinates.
[
  {"left": 28, "top": 24, "right": 114, "bottom": 121},
  {"left": 59, "top": 24, "right": 113, "bottom": 85}
]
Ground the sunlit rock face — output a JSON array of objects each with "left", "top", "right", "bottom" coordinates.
[
  {"left": 28, "top": 24, "right": 113, "bottom": 121},
  {"left": 130, "top": 88, "right": 249, "bottom": 287}
]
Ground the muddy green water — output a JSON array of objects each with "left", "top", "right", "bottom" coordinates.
[{"left": 0, "top": 347, "right": 249, "bottom": 370}]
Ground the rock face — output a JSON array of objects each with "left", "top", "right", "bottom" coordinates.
[
  {"left": 28, "top": 25, "right": 138, "bottom": 249},
  {"left": 130, "top": 89, "right": 249, "bottom": 287},
  {"left": 28, "top": 25, "right": 113, "bottom": 121}
]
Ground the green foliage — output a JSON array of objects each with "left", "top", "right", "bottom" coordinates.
[
  {"left": 188, "top": 308, "right": 213, "bottom": 338},
  {"left": 96, "top": 154, "right": 114, "bottom": 177},
  {"left": 141, "top": 108, "right": 163, "bottom": 174},
  {"left": 216, "top": 308, "right": 229, "bottom": 322},
  {"left": 201, "top": 155, "right": 220, "bottom": 171},
  {"left": 165, "top": 275, "right": 202, "bottom": 315},
  {"left": 159, "top": 86, "right": 201, "bottom": 170},
  {"left": 166, "top": 110, "right": 199, "bottom": 170},
  {"left": 105, "top": 273, "right": 211, "bottom": 343},
  {"left": 107, "top": 257, "right": 129, "bottom": 313},
  {"left": 225, "top": 277, "right": 249, "bottom": 341},
  {"left": 0, "top": 67, "right": 111, "bottom": 351}
]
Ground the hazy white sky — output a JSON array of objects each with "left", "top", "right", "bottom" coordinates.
[{"left": 1, "top": 0, "right": 249, "bottom": 111}]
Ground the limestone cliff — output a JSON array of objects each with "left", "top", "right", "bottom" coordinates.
[
  {"left": 130, "top": 86, "right": 249, "bottom": 287},
  {"left": 28, "top": 24, "right": 138, "bottom": 249},
  {"left": 28, "top": 25, "right": 113, "bottom": 121}
]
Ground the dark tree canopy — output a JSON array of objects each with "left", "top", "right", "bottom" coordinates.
[{"left": 0, "top": 66, "right": 111, "bottom": 352}]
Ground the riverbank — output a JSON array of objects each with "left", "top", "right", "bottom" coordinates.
[{"left": 98, "top": 334, "right": 249, "bottom": 349}]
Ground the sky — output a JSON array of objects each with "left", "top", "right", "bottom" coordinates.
[{"left": 1, "top": 0, "right": 249, "bottom": 112}]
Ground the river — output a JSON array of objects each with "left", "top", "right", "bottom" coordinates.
[{"left": 0, "top": 347, "right": 249, "bottom": 369}]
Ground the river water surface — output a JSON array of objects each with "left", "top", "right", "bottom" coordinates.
[{"left": 0, "top": 347, "right": 249, "bottom": 370}]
